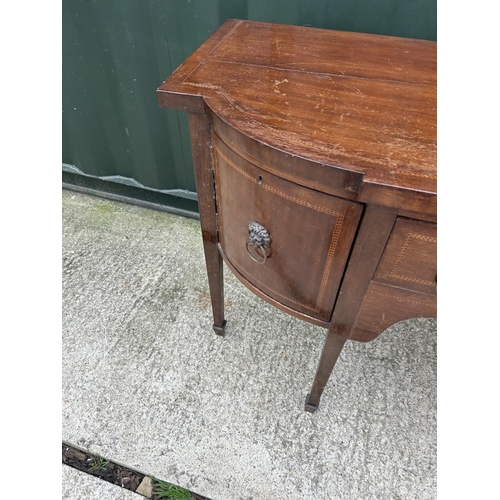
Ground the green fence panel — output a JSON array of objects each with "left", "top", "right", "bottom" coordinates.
[{"left": 62, "top": 0, "right": 436, "bottom": 214}]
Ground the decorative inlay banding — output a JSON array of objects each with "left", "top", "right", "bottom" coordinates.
[
  {"left": 316, "top": 215, "right": 344, "bottom": 310},
  {"left": 213, "top": 142, "right": 346, "bottom": 315},
  {"left": 215, "top": 146, "right": 343, "bottom": 217},
  {"left": 389, "top": 232, "right": 437, "bottom": 286},
  {"left": 394, "top": 170, "right": 437, "bottom": 179},
  {"left": 181, "top": 21, "right": 243, "bottom": 84},
  {"left": 367, "top": 290, "right": 437, "bottom": 308}
]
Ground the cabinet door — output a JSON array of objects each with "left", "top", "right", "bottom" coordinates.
[{"left": 213, "top": 134, "right": 363, "bottom": 323}]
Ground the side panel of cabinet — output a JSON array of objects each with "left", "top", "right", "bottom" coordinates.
[{"left": 212, "top": 132, "right": 363, "bottom": 322}]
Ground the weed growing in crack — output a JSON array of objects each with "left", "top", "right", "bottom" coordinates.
[
  {"left": 153, "top": 478, "right": 194, "bottom": 500},
  {"left": 88, "top": 456, "right": 109, "bottom": 472}
]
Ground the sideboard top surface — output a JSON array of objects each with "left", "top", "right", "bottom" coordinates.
[{"left": 157, "top": 19, "right": 437, "bottom": 201}]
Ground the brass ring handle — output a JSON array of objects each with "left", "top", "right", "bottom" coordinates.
[
  {"left": 245, "top": 241, "right": 267, "bottom": 264},
  {"left": 246, "top": 221, "right": 271, "bottom": 265}
]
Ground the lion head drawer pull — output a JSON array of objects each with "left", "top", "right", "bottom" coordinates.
[{"left": 246, "top": 222, "right": 271, "bottom": 264}]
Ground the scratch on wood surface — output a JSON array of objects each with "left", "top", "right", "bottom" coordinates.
[
  {"left": 298, "top": 122, "right": 313, "bottom": 136},
  {"left": 379, "top": 313, "right": 386, "bottom": 330},
  {"left": 256, "top": 97, "right": 292, "bottom": 119},
  {"left": 272, "top": 78, "right": 289, "bottom": 95},
  {"left": 351, "top": 86, "right": 364, "bottom": 96}
]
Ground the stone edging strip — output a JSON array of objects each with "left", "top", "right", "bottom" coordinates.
[{"left": 62, "top": 442, "right": 211, "bottom": 500}]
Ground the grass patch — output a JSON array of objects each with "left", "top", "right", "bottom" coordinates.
[
  {"left": 153, "top": 478, "right": 195, "bottom": 500},
  {"left": 88, "top": 456, "right": 109, "bottom": 472}
]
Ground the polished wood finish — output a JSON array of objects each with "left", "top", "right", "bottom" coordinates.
[
  {"left": 210, "top": 110, "right": 364, "bottom": 201},
  {"left": 157, "top": 19, "right": 437, "bottom": 214},
  {"left": 349, "top": 282, "right": 437, "bottom": 342},
  {"left": 213, "top": 132, "right": 363, "bottom": 322},
  {"left": 305, "top": 205, "right": 398, "bottom": 410},
  {"left": 374, "top": 218, "right": 437, "bottom": 295},
  {"left": 187, "top": 113, "right": 226, "bottom": 335},
  {"left": 157, "top": 20, "right": 437, "bottom": 412}
]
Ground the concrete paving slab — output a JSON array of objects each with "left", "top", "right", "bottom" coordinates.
[
  {"left": 62, "top": 464, "right": 142, "bottom": 499},
  {"left": 62, "top": 190, "right": 437, "bottom": 500}
]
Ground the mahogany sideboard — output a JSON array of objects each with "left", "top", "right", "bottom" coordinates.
[{"left": 157, "top": 20, "right": 436, "bottom": 412}]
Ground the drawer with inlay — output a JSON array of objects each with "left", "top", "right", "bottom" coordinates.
[
  {"left": 373, "top": 218, "right": 437, "bottom": 295},
  {"left": 213, "top": 133, "right": 363, "bottom": 324}
]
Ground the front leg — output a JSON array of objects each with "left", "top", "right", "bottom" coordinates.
[
  {"left": 305, "top": 205, "right": 398, "bottom": 411},
  {"left": 305, "top": 324, "right": 348, "bottom": 412},
  {"left": 188, "top": 111, "right": 226, "bottom": 335},
  {"left": 203, "top": 237, "right": 226, "bottom": 335}
]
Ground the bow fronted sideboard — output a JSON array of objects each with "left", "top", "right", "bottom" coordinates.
[{"left": 157, "top": 20, "right": 436, "bottom": 412}]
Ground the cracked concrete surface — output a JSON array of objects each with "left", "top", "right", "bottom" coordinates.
[{"left": 62, "top": 190, "right": 437, "bottom": 500}]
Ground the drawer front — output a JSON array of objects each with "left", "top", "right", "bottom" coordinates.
[
  {"left": 374, "top": 218, "right": 437, "bottom": 295},
  {"left": 213, "top": 133, "right": 363, "bottom": 322}
]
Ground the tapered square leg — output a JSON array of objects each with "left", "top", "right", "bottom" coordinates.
[
  {"left": 202, "top": 240, "right": 226, "bottom": 335},
  {"left": 188, "top": 111, "right": 227, "bottom": 337},
  {"left": 305, "top": 324, "right": 348, "bottom": 411}
]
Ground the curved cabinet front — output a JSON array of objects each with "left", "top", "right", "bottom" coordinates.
[{"left": 212, "top": 133, "right": 363, "bottom": 323}]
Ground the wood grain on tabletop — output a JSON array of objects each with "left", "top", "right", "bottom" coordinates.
[{"left": 157, "top": 19, "right": 437, "bottom": 195}]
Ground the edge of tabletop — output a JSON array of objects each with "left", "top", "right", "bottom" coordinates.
[
  {"left": 360, "top": 180, "right": 436, "bottom": 217},
  {"left": 156, "top": 18, "right": 241, "bottom": 112}
]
